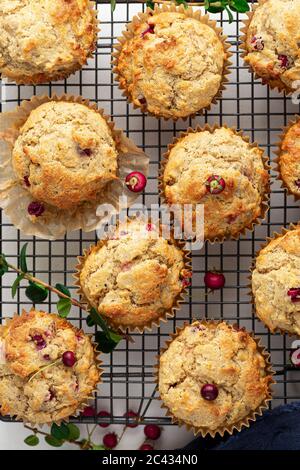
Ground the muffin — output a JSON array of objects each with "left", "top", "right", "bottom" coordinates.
[
  {"left": 76, "top": 218, "right": 191, "bottom": 331},
  {"left": 252, "top": 226, "right": 300, "bottom": 336},
  {"left": 0, "top": 0, "right": 97, "bottom": 84},
  {"left": 276, "top": 116, "right": 300, "bottom": 198},
  {"left": 114, "top": 5, "right": 230, "bottom": 120},
  {"left": 12, "top": 100, "right": 118, "bottom": 211},
  {"left": 242, "top": 0, "right": 300, "bottom": 93},
  {"left": 158, "top": 321, "right": 273, "bottom": 436},
  {"left": 0, "top": 310, "right": 100, "bottom": 424},
  {"left": 161, "top": 126, "right": 269, "bottom": 242}
]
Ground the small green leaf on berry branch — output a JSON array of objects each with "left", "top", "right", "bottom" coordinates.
[
  {"left": 25, "top": 282, "right": 48, "bottom": 303},
  {"left": 24, "top": 435, "right": 39, "bottom": 446},
  {"left": 55, "top": 283, "right": 71, "bottom": 298},
  {"left": 45, "top": 435, "right": 64, "bottom": 448},
  {"left": 20, "top": 243, "right": 28, "bottom": 273},
  {"left": 0, "top": 254, "right": 8, "bottom": 277},
  {"left": 11, "top": 273, "right": 25, "bottom": 298},
  {"left": 57, "top": 298, "right": 72, "bottom": 318},
  {"left": 51, "top": 422, "right": 70, "bottom": 440}
]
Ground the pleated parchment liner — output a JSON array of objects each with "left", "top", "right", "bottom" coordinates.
[
  {"left": 240, "top": 0, "right": 295, "bottom": 95},
  {"left": 2, "top": 1, "right": 99, "bottom": 85},
  {"left": 274, "top": 115, "right": 300, "bottom": 201},
  {"left": 0, "top": 94, "right": 149, "bottom": 240},
  {"left": 112, "top": 3, "right": 232, "bottom": 121},
  {"left": 158, "top": 123, "right": 271, "bottom": 244},
  {"left": 154, "top": 319, "right": 275, "bottom": 438},
  {"left": 74, "top": 217, "right": 192, "bottom": 334},
  {"left": 249, "top": 223, "right": 300, "bottom": 337},
  {"left": 0, "top": 310, "right": 103, "bottom": 427}
]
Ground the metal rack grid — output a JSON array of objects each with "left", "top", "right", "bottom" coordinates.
[{"left": 1, "top": 0, "right": 300, "bottom": 433}]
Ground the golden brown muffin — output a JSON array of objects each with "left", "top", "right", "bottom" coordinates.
[
  {"left": 77, "top": 218, "right": 191, "bottom": 331},
  {"left": 252, "top": 226, "right": 300, "bottom": 336},
  {"left": 12, "top": 101, "right": 118, "bottom": 211},
  {"left": 158, "top": 321, "right": 273, "bottom": 436},
  {"left": 242, "top": 0, "right": 300, "bottom": 93},
  {"left": 0, "top": 0, "right": 97, "bottom": 84},
  {"left": 161, "top": 126, "right": 269, "bottom": 242},
  {"left": 114, "top": 6, "right": 228, "bottom": 120},
  {"left": 277, "top": 116, "right": 300, "bottom": 198},
  {"left": 0, "top": 310, "right": 100, "bottom": 424}
]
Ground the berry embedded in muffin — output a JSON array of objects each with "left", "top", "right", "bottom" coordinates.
[
  {"left": 277, "top": 117, "right": 300, "bottom": 197},
  {"left": 158, "top": 321, "right": 273, "bottom": 435},
  {"left": 162, "top": 127, "right": 269, "bottom": 242},
  {"left": 0, "top": 0, "right": 97, "bottom": 84},
  {"left": 0, "top": 310, "right": 100, "bottom": 424},
  {"left": 252, "top": 227, "right": 300, "bottom": 336},
  {"left": 12, "top": 101, "right": 118, "bottom": 211},
  {"left": 114, "top": 8, "right": 229, "bottom": 119},
  {"left": 243, "top": 0, "right": 300, "bottom": 93},
  {"left": 78, "top": 218, "right": 191, "bottom": 331}
]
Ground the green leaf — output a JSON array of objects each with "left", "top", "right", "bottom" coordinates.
[
  {"left": 89, "top": 308, "right": 122, "bottom": 352},
  {"left": 110, "top": 0, "right": 116, "bottom": 12},
  {"left": 226, "top": 5, "right": 234, "bottom": 23},
  {"left": 45, "top": 435, "right": 64, "bottom": 448},
  {"left": 67, "top": 423, "right": 80, "bottom": 441},
  {"left": 92, "top": 444, "right": 106, "bottom": 450},
  {"left": 55, "top": 283, "right": 71, "bottom": 298},
  {"left": 146, "top": 0, "right": 154, "bottom": 9},
  {"left": 19, "top": 243, "right": 28, "bottom": 273},
  {"left": 230, "top": 0, "right": 250, "bottom": 13},
  {"left": 24, "top": 435, "right": 39, "bottom": 446},
  {"left": 0, "top": 254, "right": 8, "bottom": 277},
  {"left": 25, "top": 282, "right": 48, "bottom": 303},
  {"left": 11, "top": 274, "right": 25, "bottom": 298},
  {"left": 86, "top": 315, "right": 95, "bottom": 327},
  {"left": 51, "top": 422, "right": 70, "bottom": 441},
  {"left": 57, "top": 298, "right": 72, "bottom": 318},
  {"left": 95, "top": 331, "right": 121, "bottom": 354}
]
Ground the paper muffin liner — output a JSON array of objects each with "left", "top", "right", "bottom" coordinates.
[
  {"left": 158, "top": 123, "right": 270, "bottom": 244},
  {"left": 154, "top": 319, "right": 275, "bottom": 438},
  {"left": 112, "top": 4, "right": 232, "bottom": 121},
  {"left": 0, "top": 94, "right": 149, "bottom": 240},
  {"left": 249, "top": 223, "right": 300, "bottom": 337},
  {"left": 1, "top": 1, "right": 99, "bottom": 85},
  {"left": 240, "top": 0, "right": 294, "bottom": 95},
  {"left": 274, "top": 115, "right": 300, "bottom": 201},
  {"left": 73, "top": 217, "right": 192, "bottom": 334},
  {"left": 0, "top": 309, "right": 103, "bottom": 427}
]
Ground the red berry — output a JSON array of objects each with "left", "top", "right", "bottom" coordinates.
[
  {"left": 201, "top": 384, "right": 219, "bottom": 401},
  {"left": 27, "top": 201, "right": 45, "bottom": 217},
  {"left": 205, "top": 175, "right": 226, "bottom": 194},
  {"left": 204, "top": 271, "right": 225, "bottom": 290},
  {"left": 125, "top": 171, "right": 147, "bottom": 192},
  {"left": 24, "top": 175, "right": 30, "bottom": 187},
  {"left": 78, "top": 147, "right": 92, "bottom": 157},
  {"left": 62, "top": 351, "right": 76, "bottom": 367},
  {"left": 103, "top": 432, "right": 118, "bottom": 449},
  {"left": 139, "top": 443, "right": 154, "bottom": 451},
  {"left": 144, "top": 424, "right": 161, "bottom": 440},
  {"left": 98, "top": 410, "right": 111, "bottom": 428},
  {"left": 251, "top": 36, "right": 264, "bottom": 51},
  {"left": 278, "top": 54, "right": 292, "bottom": 69},
  {"left": 141, "top": 23, "right": 155, "bottom": 38},
  {"left": 288, "top": 288, "right": 300, "bottom": 303},
  {"left": 81, "top": 406, "right": 96, "bottom": 417},
  {"left": 124, "top": 410, "right": 139, "bottom": 428}
]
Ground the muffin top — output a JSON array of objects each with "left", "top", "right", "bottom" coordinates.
[
  {"left": 158, "top": 321, "right": 271, "bottom": 433},
  {"left": 0, "top": 0, "right": 96, "bottom": 84},
  {"left": 244, "top": 0, "right": 300, "bottom": 92},
  {"left": 278, "top": 117, "right": 300, "bottom": 197},
  {"left": 0, "top": 310, "right": 100, "bottom": 424},
  {"left": 163, "top": 127, "right": 269, "bottom": 241},
  {"left": 12, "top": 101, "right": 118, "bottom": 210},
  {"left": 115, "top": 10, "right": 226, "bottom": 119},
  {"left": 252, "top": 227, "right": 300, "bottom": 335},
  {"left": 79, "top": 218, "right": 190, "bottom": 330}
]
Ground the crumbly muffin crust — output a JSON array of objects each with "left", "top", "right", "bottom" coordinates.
[
  {"left": 252, "top": 227, "right": 300, "bottom": 335},
  {"left": 0, "top": 310, "right": 100, "bottom": 424},
  {"left": 162, "top": 127, "right": 269, "bottom": 241},
  {"left": 12, "top": 101, "right": 118, "bottom": 210},
  {"left": 243, "top": 0, "right": 300, "bottom": 93},
  {"left": 277, "top": 117, "right": 300, "bottom": 197},
  {"left": 158, "top": 321, "right": 271, "bottom": 433},
  {"left": 0, "top": 0, "right": 97, "bottom": 84},
  {"left": 79, "top": 219, "right": 190, "bottom": 330},
  {"left": 115, "top": 9, "right": 227, "bottom": 119}
]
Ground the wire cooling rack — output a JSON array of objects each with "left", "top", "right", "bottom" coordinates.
[{"left": 1, "top": 0, "right": 300, "bottom": 433}]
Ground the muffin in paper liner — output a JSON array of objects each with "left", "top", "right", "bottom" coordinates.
[
  {"left": 0, "top": 94, "right": 149, "bottom": 240},
  {"left": 0, "top": 1, "right": 99, "bottom": 85},
  {"left": 250, "top": 223, "right": 300, "bottom": 337},
  {"left": 240, "top": 0, "right": 300, "bottom": 95},
  {"left": 274, "top": 115, "right": 300, "bottom": 201},
  {"left": 73, "top": 217, "right": 192, "bottom": 334},
  {"left": 112, "top": 4, "right": 232, "bottom": 121},
  {"left": 154, "top": 319, "right": 275, "bottom": 438},
  {"left": 158, "top": 123, "right": 270, "bottom": 244},
  {"left": 0, "top": 309, "right": 103, "bottom": 427}
]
